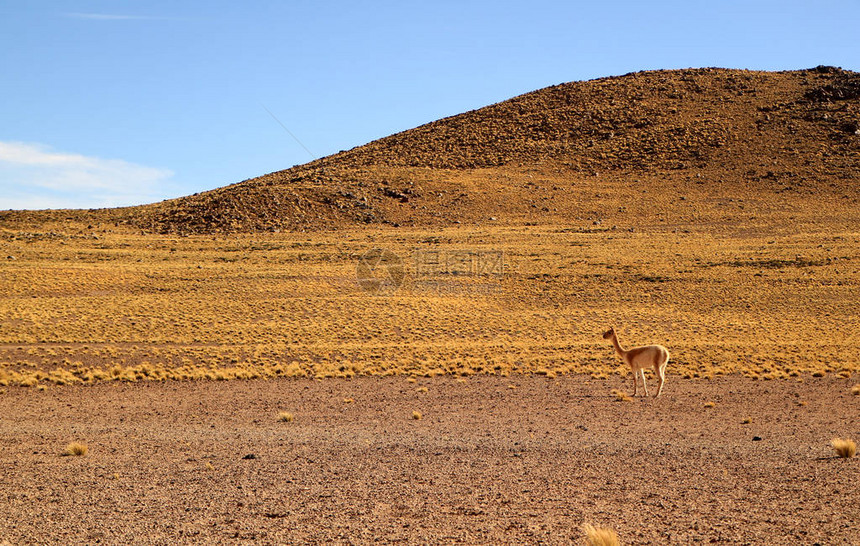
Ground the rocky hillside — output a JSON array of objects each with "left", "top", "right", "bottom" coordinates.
[{"left": 4, "top": 66, "right": 859, "bottom": 233}]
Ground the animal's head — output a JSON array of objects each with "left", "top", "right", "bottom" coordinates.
[{"left": 602, "top": 326, "right": 615, "bottom": 340}]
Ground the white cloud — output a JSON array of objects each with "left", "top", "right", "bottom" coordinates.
[{"left": 0, "top": 142, "right": 176, "bottom": 210}]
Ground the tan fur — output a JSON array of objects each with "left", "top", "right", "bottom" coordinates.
[{"left": 602, "top": 326, "right": 670, "bottom": 397}]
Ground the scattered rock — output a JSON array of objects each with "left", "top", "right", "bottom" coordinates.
[
  {"left": 381, "top": 188, "right": 409, "bottom": 200},
  {"left": 811, "top": 65, "right": 842, "bottom": 74},
  {"left": 805, "top": 75, "right": 860, "bottom": 102}
]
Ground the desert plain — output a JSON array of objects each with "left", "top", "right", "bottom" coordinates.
[{"left": 1, "top": 67, "right": 859, "bottom": 544}]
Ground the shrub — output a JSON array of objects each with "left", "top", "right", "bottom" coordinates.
[
  {"left": 412, "top": 410, "right": 422, "bottom": 420},
  {"left": 62, "top": 442, "right": 88, "bottom": 457},
  {"left": 610, "top": 389, "right": 632, "bottom": 402},
  {"left": 583, "top": 523, "right": 619, "bottom": 546},
  {"left": 278, "top": 411, "right": 294, "bottom": 423},
  {"left": 831, "top": 438, "right": 856, "bottom": 458}
]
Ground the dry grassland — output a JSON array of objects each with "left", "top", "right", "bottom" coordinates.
[
  {"left": 1, "top": 207, "right": 858, "bottom": 389},
  {"left": 1, "top": 68, "right": 858, "bottom": 544}
]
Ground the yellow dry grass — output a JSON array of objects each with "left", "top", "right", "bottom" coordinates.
[
  {"left": 277, "top": 411, "right": 294, "bottom": 423},
  {"left": 611, "top": 389, "right": 632, "bottom": 402},
  {"left": 831, "top": 438, "right": 856, "bottom": 458},
  {"left": 582, "top": 523, "right": 620, "bottom": 546},
  {"left": 0, "top": 205, "right": 858, "bottom": 387},
  {"left": 62, "top": 442, "right": 88, "bottom": 457}
]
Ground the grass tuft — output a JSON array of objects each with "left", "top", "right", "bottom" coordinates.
[
  {"left": 62, "top": 442, "right": 88, "bottom": 457},
  {"left": 831, "top": 438, "right": 856, "bottom": 458},
  {"left": 412, "top": 410, "right": 422, "bottom": 420},
  {"left": 582, "top": 523, "right": 620, "bottom": 546},
  {"left": 278, "top": 411, "right": 294, "bottom": 423},
  {"left": 611, "top": 389, "right": 632, "bottom": 402},
  {"left": 704, "top": 401, "right": 716, "bottom": 408},
  {"left": 851, "top": 384, "right": 860, "bottom": 396}
]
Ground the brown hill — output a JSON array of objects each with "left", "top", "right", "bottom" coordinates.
[{"left": 4, "top": 66, "right": 860, "bottom": 233}]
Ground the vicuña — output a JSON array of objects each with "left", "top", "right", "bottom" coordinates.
[{"left": 602, "top": 326, "right": 670, "bottom": 397}]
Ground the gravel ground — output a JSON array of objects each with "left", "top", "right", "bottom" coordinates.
[{"left": 0, "top": 374, "right": 857, "bottom": 544}]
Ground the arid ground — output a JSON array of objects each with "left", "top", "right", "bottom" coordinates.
[
  {"left": 1, "top": 214, "right": 859, "bottom": 545},
  {"left": 0, "top": 374, "right": 857, "bottom": 544},
  {"left": 1, "top": 67, "right": 859, "bottom": 543}
]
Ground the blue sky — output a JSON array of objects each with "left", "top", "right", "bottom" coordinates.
[{"left": 1, "top": 1, "right": 858, "bottom": 210}]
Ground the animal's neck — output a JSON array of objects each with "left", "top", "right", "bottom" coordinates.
[{"left": 610, "top": 333, "right": 626, "bottom": 356}]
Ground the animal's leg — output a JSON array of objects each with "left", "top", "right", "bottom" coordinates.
[
  {"left": 655, "top": 364, "right": 666, "bottom": 397},
  {"left": 631, "top": 370, "right": 638, "bottom": 397},
  {"left": 640, "top": 369, "right": 649, "bottom": 397}
]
